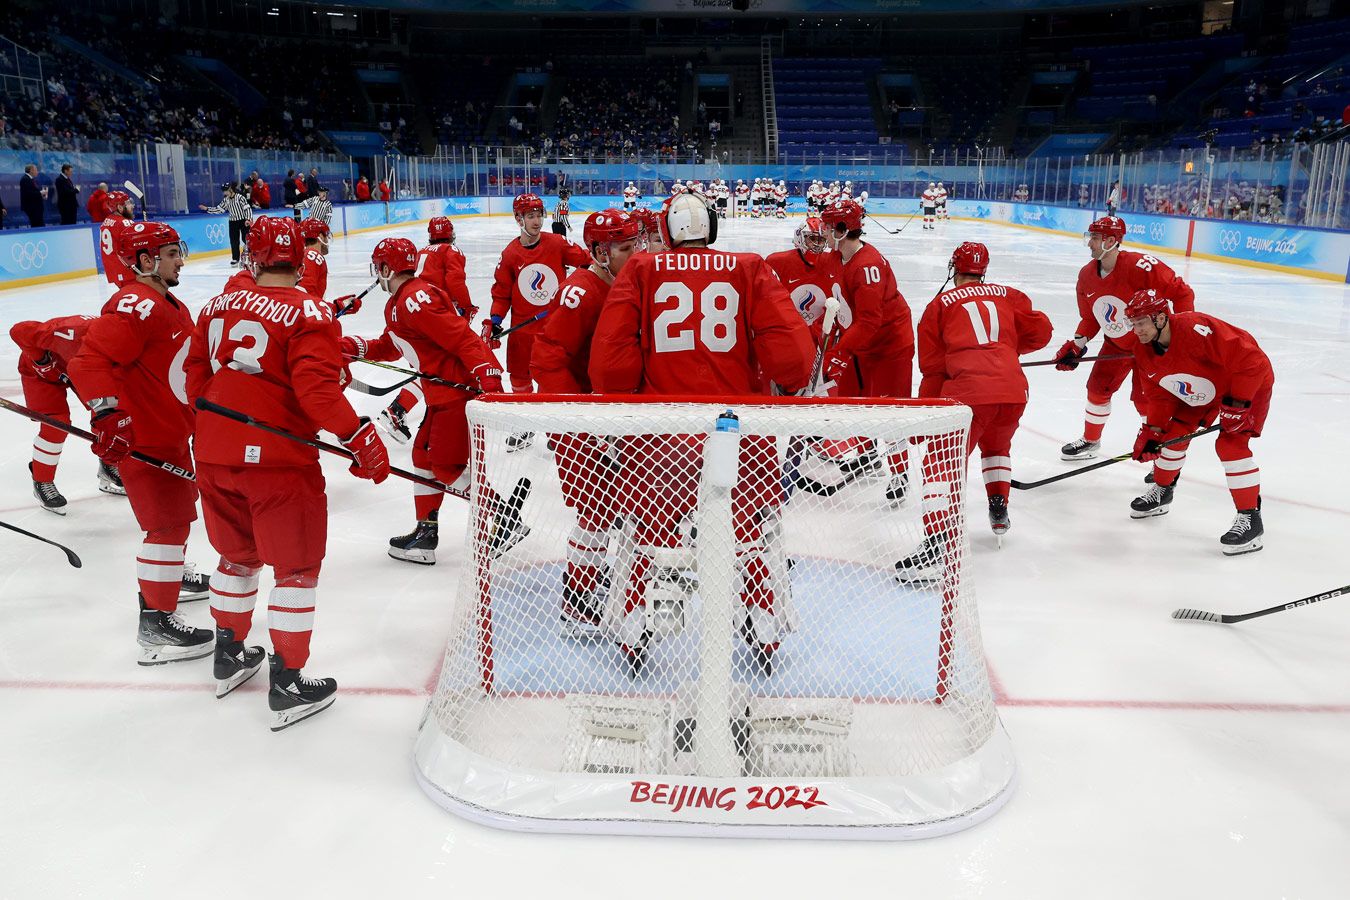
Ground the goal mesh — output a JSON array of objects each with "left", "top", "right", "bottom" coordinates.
[{"left": 414, "top": 396, "right": 1015, "bottom": 838}]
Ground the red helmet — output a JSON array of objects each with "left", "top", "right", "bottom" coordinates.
[
  {"left": 950, "top": 241, "right": 990, "bottom": 277},
  {"left": 117, "top": 222, "right": 186, "bottom": 270},
  {"left": 582, "top": 208, "right": 641, "bottom": 255},
  {"left": 513, "top": 193, "right": 545, "bottom": 216},
  {"left": 297, "top": 217, "right": 331, "bottom": 244},
  {"left": 631, "top": 207, "right": 658, "bottom": 234},
  {"left": 821, "top": 199, "right": 864, "bottom": 232},
  {"left": 102, "top": 190, "right": 132, "bottom": 218},
  {"left": 428, "top": 216, "right": 455, "bottom": 242},
  {"left": 370, "top": 237, "right": 418, "bottom": 276},
  {"left": 1124, "top": 288, "right": 1170, "bottom": 320},
  {"left": 248, "top": 216, "right": 305, "bottom": 268},
  {"left": 1086, "top": 215, "right": 1127, "bottom": 241},
  {"left": 792, "top": 217, "right": 828, "bottom": 255}
]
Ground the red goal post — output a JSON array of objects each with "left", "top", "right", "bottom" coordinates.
[{"left": 415, "top": 394, "right": 1015, "bottom": 838}]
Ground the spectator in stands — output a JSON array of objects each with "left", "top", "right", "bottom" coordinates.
[
  {"left": 86, "top": 182, "right": 108, "bottom": 221},
  {"left": 248, "top": 171, "right": 271, "bottom": 209},
  {"left": 19, "top": 163, "right": 45, "bottom": 228},
  {"left": 341, "top": 178, "right": 354, "bottom": 201},
  {"left": 355, "top": 176, "right": 371, "bottom": 202},
  {"left": 54, "top": 164, "right": 79, "bottom": 225}
]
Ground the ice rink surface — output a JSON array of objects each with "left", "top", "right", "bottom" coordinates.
[{"left": 1, "top": 211, "right": 1347, "bottom": 898}]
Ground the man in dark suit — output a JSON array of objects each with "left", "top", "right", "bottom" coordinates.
[
  {"left": 305, "top": 167, "right": 320, "bottom": 198},
  {"left": 20, "top": 164, "right": 46, "bottom": 228},
  {"left": 55, "top": 164, "right": 80, "bottom": 225}
]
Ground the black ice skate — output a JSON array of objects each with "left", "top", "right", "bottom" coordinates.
[
  {"left": 267, "top": 655, "right": 337, "bottom": 731},
  {"left": 389, "top": 510, "right": 438, "bottom": 565},
  {"left": 894, "top": 533, "right": 946, "bottom": 584},
  {"left": 619, "top": 632, "right": 651, "bottom": 678},
  {"left": 988, "top": 495, "right": 1011, "bottom": 541},
  {"left": 98, "top": 462, "right": 127, "bottom": 496},
  {"left": 487, "top": 480, "right": 532, "bottom": 558},
  {"left": 137, "top": 595, "right": 214, "bottom": 666},
  {"left": 885, "top": 470, "right": 910, "bottom": 508},
  {"left": 1220, "top": 500, "right": 1263, "bottom": 556},
  {"left": 739, "top": 614, "right": 778, "bottom": 677},
  {"left": 505, "top": 431, "right": 535, "bottom": 453},
  {"left": 1060, "top": 438, "right": 1100, "bottom": 461},
  {"left": 1130, "top": 482, "right": 1174, "bottom": 519},
  {"left": 214, "top": 627, "right": 265, "bottom": 698},
  {"left": 561, "top": 572, "right": 608, "bottom": 640},
  {"left": 376, "top": 401, "right": 412, "bottom": 445},
  {"left": 179, "top": 564, "right": 211, "bottom": 602},
  {"left": 30, "top": 463, "right": 66, "bottom": 516}
]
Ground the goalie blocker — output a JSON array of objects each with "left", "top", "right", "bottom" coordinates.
[{"left": 415, "top": 395, "right": 1015, "bottom": 838}]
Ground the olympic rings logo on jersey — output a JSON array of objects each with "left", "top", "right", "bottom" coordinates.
[
  {"left": 1093, "top": 295, "right": 1130, "bottom": 339},
  {"left": 1218, "top": 230, "right": 1241, "bottom": 252},
  {"left": 1159, "top": 372, "right": 1216, "bottom": 407},
  {"left": 10, "top": 240, "right": 49, "bottom": 271},
  {"left": 517, "top": 263, "right": 560, "bottom": 307},
  {"left": 1149, "top": 222, "right": 1166, "bottom": 243},
  {"left": 205, "top": 223, "right": 228, "bottom": 244}
]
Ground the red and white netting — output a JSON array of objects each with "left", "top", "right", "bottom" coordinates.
[{"left": 414, "top": 396, "right": 1014, "bottom": 838}]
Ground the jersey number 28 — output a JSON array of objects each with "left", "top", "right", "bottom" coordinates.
[{"left": 653, "top": 282, "right": 739, "bottom": 353}]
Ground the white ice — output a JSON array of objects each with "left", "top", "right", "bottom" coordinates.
[{"left": 1, "top": 212, "right": 1347, "bottom": 898}]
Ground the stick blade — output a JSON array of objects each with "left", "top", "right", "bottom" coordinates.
[
  {"left": 122, "top": 180, "right": 144, "bottom": 199},
  {"left": 1171, "top": 608, "right": 1224, "bottom": 624}
]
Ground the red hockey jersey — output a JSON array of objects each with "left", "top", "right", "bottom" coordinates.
[
  {"left": 488, "top": 233, "right": 591, "bottom": 333},
  {"left": 67, "top": 284, "right": 195, "bottom": 449},
  {"left": 187, "top": 283, "right": 361, "bottom": 467},
  {"left": 1132, "top": 312, "right": 1274, "bottom": 430},
  {"left": 1074, "top": 250, "right": 1195, "bottom": 351},
  {"left": 361, "top": 277, "right": 500, "bottom": 407},
  {"left": 99, "top": 216, "right": 136, "bottom": 289},
  {"left": 9, "top": 314, "right": 96, "bottom": 372},
  {"left": 833, "top": 242, "right": 913, "bottom": 361},
  {"left": 416, "top": 243, "right": 474, "bottom": 316},
  {"left": 530, "top": 267, "right": 610, "bottom": 393},
  {"left": 917, "top": 282, "right": 1053, "bottom": 404},
  {"left": 589, "top": 248, "right": 814, "bottom": 395},
  {"left": 298, "top": 249, "right": 328, "bottom": 300},
  {"left": 764, "top": 249, "right": 842, "bottom": 331}
]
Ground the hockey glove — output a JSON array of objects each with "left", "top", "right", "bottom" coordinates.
[
  {"left": 472, "top": 363, "right": 504, "bottom": 394},
  {"left": 339, "top": 335, "right": 368, "bottom": 359},
  {"left": 1053, "top": 339, "right": 1087, "bottom": 372},
  {"left": 31, "top": 351, "right": 61, "bottom": 382},
  {"left": 823, "top": 348, "right": 852, "bottom": 383},
  {"left": 1217, "top": 399, "right": 1254, "bottom": 435},
  {"left": 481, "top": 316, "right": 504, "bottom": 349},
  {"left": 333, "top": 294, "right": 361, "bottom": 317},
  {"left": 1131, "top": 424, "right": 1166, "bottom": 463},
  {"left": 91, "top": 407, "right": 134, "bottom": 464},
  {"left": 340, "top": 418, "right": 390, "bottom": 484}
]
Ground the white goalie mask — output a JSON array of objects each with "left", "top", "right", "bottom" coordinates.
[{"left": 660, "top": 191, "right": 717, "bottom": 247}]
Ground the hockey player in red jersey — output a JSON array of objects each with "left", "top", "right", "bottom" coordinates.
[
  {"left": 1053, "top": 215, "right": 1196, "bottom": 461},
  {"left": 9, "top": 314, "right": 126, "bottom": 511},
  {"left": 765, "top": 216, "right": 841, "bottom": 335},
  {"left": 530, "top": 209, "right": 642, "bottom": 636},
  {"left": 485, "top": 193, "right": 591, "bottom": 451},
  {"left": 67, "top": 222, "right": 211, "bottom": 665},
  {"left": 820, "top": 198, "right": 915, "bottom": 502},
  {"left": 296, "top": 217, "right": 330, "bottom": 300},
  {"left": 896, "top": 243, "right": 1053, "bottom": 581},
  {"left": 1124, "top": 290, "right": 1274, "bottom": 554},
  {"left": 186, "top": 216, "right": 389, "bottom": 727},
  {"left": 590, "top": 192, "right": 814, "bottom": 675},
  {"left": 98, "top": 190, "right": 137, "bottom": 297},
  {"left": 632, "top": 207, "right": 666, "bottom": 253},
  {"left": 342, "top": 238, "right": 521, "bottom": 565}
]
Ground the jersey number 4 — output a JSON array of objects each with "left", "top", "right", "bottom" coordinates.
[
  {"left": 961, "top": 301, "right": 1002, "bottom": 345},
  {"left": 653, "top": 282, "right": 739, "bottom": 353}
]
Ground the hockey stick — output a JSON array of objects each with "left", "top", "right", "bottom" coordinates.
[
  {"left": 346, "top": 375, "right": 418, "bottom": 397},
  {"left": 193, "top": 397, "right": 467, "bottom": 499},
  {"left": 1010, "top": 425, "right": 1219, "bottom": 491},
  {"left": 496, "top": 310, "right": 549, "bottom": 339},
  {"left": 0, "top": 397, "right": 196, "bottom": 482},
  {"left": 863, "top": 211, "right": 916, "bottom": 236},
  {"left": 0, "top": 519, "right": 82, "bottom": 568},
  {"left": 1022, "top": 353, "right": 1131, "bottom": 369},
  {"left": 347, "top": 357, "right": 481, "bottom": 393},
  {"left": 783, "top": 298, "right": 840, "bottom": 496},
  {"left": 334, "top": 280, "right": 380, "bottom": 319},
  {"left": 123, "top": 180, "right": 147, "bottom": 222},
  {"left": 1173, "top": 584, "right": 1347, "bottom": 625}
]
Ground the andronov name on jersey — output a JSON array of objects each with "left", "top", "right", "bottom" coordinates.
[{"left": 652, "top": 253, "right": 738, "bottom": 273}]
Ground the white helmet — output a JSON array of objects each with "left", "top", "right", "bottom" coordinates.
[
  {"left": 662, "top": 191, "right": 716, "bottom": 247},
  {"left": 628, "top": 181, "right": 635, "bottom": 186},
  {"left": 937, "top": 181, "right": 944, "bottom": 187},
  {"left": 929, "top": 182, "right": 936, "bottom": 188},
  {"left": 778, "top": 180, "right": 785, "bottom": 186},
  {"left": 845, "top": 180, "right": 852, "bottom": 187}
]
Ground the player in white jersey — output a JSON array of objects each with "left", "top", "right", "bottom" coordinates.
[
  {"left": 623, "top": 182, "right": 639, "bottom": 211},
  {"left": 935, "top": 181, "right": 949, "bottom": 219},
  {"left": 922, "top": 182, "right": 939, "bottom": 230},
  {"left": 773, "top": 180, "right": 788, "bottom": 218},
  {"left": 843, "top": 180, "right": 854, "bottom": 199},
  {"left": 671, "top": 180, "right": 685, "bottom": 197},
  {"left": 734, "top": 179, "right": 750, "bottom": 216},
  {"left": 714, "top": 179, "right": 730, "bottom": 218},
  {"left": 857, "top": 190, "right": 869, "bottom": 208}
]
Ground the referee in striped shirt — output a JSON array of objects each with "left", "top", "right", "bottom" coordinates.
[
  {"left": 292, "top": 185, "right": 333, "bottom": 225},
  {"left": 198, "top": 182, "right": 253, "bottom": 266}
]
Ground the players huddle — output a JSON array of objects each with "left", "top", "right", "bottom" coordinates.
[{"left": 6, "top": 188, "right": 1273, "bottom": 718}]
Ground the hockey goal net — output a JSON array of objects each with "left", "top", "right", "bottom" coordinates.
[{"left": 415, "top": 396, "right": 1015, "bottom": 838}]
